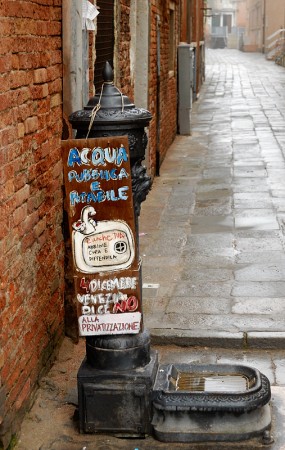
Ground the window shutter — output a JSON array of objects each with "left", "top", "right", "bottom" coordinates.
[{"left": 94, "top": 0, "right": 115, "bottom": 92}]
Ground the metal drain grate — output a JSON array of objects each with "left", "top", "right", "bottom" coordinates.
[{"left": 173, "top": 372, "right": 251, "bottom": 392}]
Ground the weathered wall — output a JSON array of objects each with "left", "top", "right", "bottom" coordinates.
[
  {"left": 0, "top": 1, "right": 65, "bottom": 447},
  {"left": 243, "top": 0, "right": 285, "bottom": 53},
  {"left": 115, "top": 0, "right": 134, "bottom": 99},
  {"left": 265, "top": 1, "right": 285, "bottom": 50},
  {"left": 114, "top": 0, "right": 179, "bottom": 177},
  {"left": 148, "top": 0, "right": 180, "bottom": 176}
]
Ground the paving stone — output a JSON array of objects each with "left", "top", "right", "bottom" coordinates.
[
  {"left": 234, "top": 264, "right": 285, "bottom": 281},
  {"left": 236, "top": 251, "right": 285, "bottom": 264},
  {"left": 190, "top": 215, "right": 234, "bottom": 233},
  {"left": 232, "top": 297, "right": 285, "bottom": 314},
  {"left": 181, "top": 267, "right": 234, "bottom": 282},
  {"left": 166, "top": 296, "right": 232, "bottom": 314},
  {"left": 234, "top": 215, "right": 279, "bottom": 230},
  {"left": 155, "top": 312, "right": 285, "bottom": 333},
  {"left": 233, "top": 167, "right": 268, "bottom": 177},
  {"left": 232, "top": 281, "right": 285, "bottom": 297},
  {"left": 232, "top": 177, "right": 269, "bottom": 192},
  {"left": 174, "top": 281, "right": 233, "bottom": 298}
]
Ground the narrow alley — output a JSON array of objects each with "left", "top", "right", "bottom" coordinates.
[
  {"left": 15, "top": 49, "right": 285, "bottom": 450},
  {"left": 141, "top": 48, "right": 285, "bottom": 345}
]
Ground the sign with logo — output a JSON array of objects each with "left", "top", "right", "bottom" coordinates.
[{"left": 62, "top": 137, "right": 141, "bottom": 336}]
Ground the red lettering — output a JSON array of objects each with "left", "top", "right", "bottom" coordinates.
[
  {"left": 113, "top": 300, "right": 127, "bottom": 313},
  {"left": 80, "top": 277, "right": 90, "bottom": 292},
  {"left": 126, "top": 296, "right": 138, "bottom": 312}
]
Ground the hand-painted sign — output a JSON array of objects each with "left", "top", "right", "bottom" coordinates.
[{"left": 62, "top": 137, "right": 141, "bottom": 337}]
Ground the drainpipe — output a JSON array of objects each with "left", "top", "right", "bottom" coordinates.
[
  {"left": 262, "top": 0, "right": 266, "bottom": 53},
  {"left": 156, "top": 14, "right": 161, "bottom": 176},
  {"left": 62, "top": 0, "right": 84, "bottom": 117}
]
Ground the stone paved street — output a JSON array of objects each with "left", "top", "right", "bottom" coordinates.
[
  {"left": 140, "top": 48, "right": 285, "bottom": 349},
  {"left": 16, "top": 49, "right": 285, "bottom": 449}
]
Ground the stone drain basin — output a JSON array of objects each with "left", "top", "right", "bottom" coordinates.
[{"left": 152, "top": 363, "right": 272, "bottom": 443}]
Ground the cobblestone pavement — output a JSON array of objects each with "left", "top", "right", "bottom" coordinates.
[
  {"left": 16, "top": 49, "right": 285, "bottom": 449},
  {"left": 140, "top": 48, "right": 285, "bottom": 348}
]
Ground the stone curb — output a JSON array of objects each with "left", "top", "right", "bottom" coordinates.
[
  {"left": 247, "top": 332, "right": 285, "bottom": 349},
  {"left": 150, "top": 329, "right": 285, "bottom": 350}
]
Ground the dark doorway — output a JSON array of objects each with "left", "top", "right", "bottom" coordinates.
[
  {"left": 223, "top": 14, "right": 232, "bottom": 33},
  {"left": 94, "top": 0, "right": 115, "bottom": 92}
]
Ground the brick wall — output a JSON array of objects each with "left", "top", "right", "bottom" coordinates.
[
  {"left": 117, "top": 0, "right": 134, "bottom": 99},
  {"left": 148, "top": 0, "right": 179, "bottom": 176},
  {"left": 112, "top": 0, "right": 179, "bottom": 177},
  {"left": 0, "top": 1, "right": 64, "bottom": 447}
]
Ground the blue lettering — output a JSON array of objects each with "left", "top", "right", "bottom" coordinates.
[
  {"left": 90, "top": 181, "right": 101, "bottom": 191},
  {"left": 70, "top": 190, "right": 80, "bottom": 205},
  {"left": 80, "top": 192, "right": 87, "bottom": 202},
  {"left": 69, "top": 186, "right": 129, "bottom": 206},
  {"left": 92, "top": 169, "right": 100, "bottom": 180},
  {"left": 86, "top": 192, "right": 98, "bottom": 203},
  {"left": 83, "top": 169, "right": 91, "bottom": 181},
  {"left": 68, "top": 171, "right": 77, "bottom": 182},
  {"left": 70, "top": 191, "right": 87, "bottom": 205},
  {"left": 104, "top": 147, "right": 116, "bottom": 164},
  {"left": 117, "top": 147, "right": 128, "bottom": 166},
  {"left": 110, "top": 190, "right": 118, "bottom": 201},
  {"left": 96, "top": 191, "right": 106, "bottom": 202},
  {"left": 118, "top": 168, "right": 128, "bottom": 180},
  {"left": 110, "top": 169, "right": 117, "bottom": 180},
  {"left": 92, "top": 148, "right": 105, "bottom": 166},
  {"left": 68, "top": 148, "right": 82, "bottom": 167},
  {"left": 118, "top": 186, "right": 129, "bottom": 200}
]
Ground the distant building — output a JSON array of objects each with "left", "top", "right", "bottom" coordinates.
[
  {"left": 242, "top": 0, "right": 285, "bottom": 58},
  {"left": 206, "top": 0, "right": 246, "bottom": 49}
]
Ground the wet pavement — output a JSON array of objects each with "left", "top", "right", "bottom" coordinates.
[
  {"left": 140, "top": 48, "right": 285, "bottom": 348},
  {"left": 16, "top": 49, "right": 285, "bottom": 449}
]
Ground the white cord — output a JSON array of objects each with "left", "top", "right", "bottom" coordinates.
[{"left": 86, "top": 83, "right": 125, "bottom": 139}]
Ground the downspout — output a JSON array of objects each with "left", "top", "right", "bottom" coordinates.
[
  {"left": 262, "top": 0, "right": 266, "bottom": 53},
  {"left": 62, "top": 0, "right": 84, "bottom": 118},
  {"left": 156, "top": 14, "right": 161, "bottom": 176}
]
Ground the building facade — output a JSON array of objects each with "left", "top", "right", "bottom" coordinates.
[
  {"left": 242, "top": 0, "right": 285, "bottom": 55},
  {"left": 206, "top": 0, "right": 247, "bottom": 49},
  {"left": 0, "top": 2, "right": 65, "bottom": 448}
]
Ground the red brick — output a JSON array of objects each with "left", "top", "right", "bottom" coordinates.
[
  {"left": 30, "top": 84, "right": 49, "bottom": 99},
  {"left": 0, "top": 163, "right": 14, "bottom": 185},
  {"left": 24, "top": 116, "right": 39, "bottom": 134},
  {"left": 12, "top": 203, "right": 28, "bottom": 227},
  {"left": 0, "top": 92, "right": 12, "bottom": 112},
  {"left": 18, "top": 210, "right": 39, "bottom": 236},
  {"left": 9, "top": 70, "right": 31, "bottom": 89},
  {"left": 14, "top": 87, "right": 30, "bottom": 105},
  {"left": 33, "top": 68, "right": 48, "bottom": 84},
  {"left": 0, "top": 55, "right": 13, "bottom": 73},
  {"left": 14, "top": 172, "right": 27, "bottom": 190},
  {"left": 50, "top": 92, "right": 62, "bottom": 108},
  {"left": 0, "top": 127, "right": 16, "bottom": 146}
]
